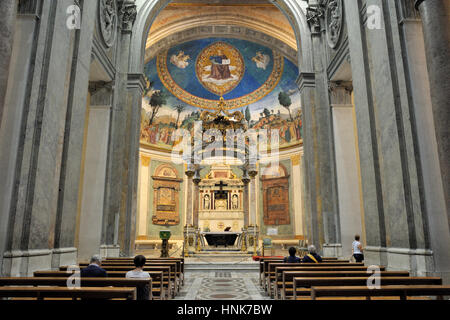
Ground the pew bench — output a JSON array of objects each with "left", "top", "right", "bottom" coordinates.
[
  {"left": 266, "top": 265, "right": 379, "bottom": 297},
  {"left": 0, "top": 286, "right": 136, "bottom": 300},
  {"left": 291, "top": 277, "right": 442, "bottom": 300},
  {"left": 78, "top": 259, "right": 184, "bottom": 290},
  {"left": 278, "top": 270, "right": 410, "bottom": 299},
  {"left": 310, "top": 285, "right": 450, "bottom": 300},
  {"left": 33, "top": 271, "right": 166, "bottom": 300},
  {"left": 61, "top": 265, "right": 174, "bottom": 299},
  {"left": 261, "top": 260, "right": 354, "bottom": 290},
  {"left": 0, "top": 277, "right": 152, "bottom": 300}
]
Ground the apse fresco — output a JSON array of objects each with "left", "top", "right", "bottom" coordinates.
[{"left": 141, "top": 38, "right": 302, "bottom": 151}]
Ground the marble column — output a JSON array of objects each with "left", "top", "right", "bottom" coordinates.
[
  {"left": 329, "top": 83, "right": 363, "bottom": 258},
  {"left": 78, "top": 100, "right": 111, "bottom": 261},
  {"left": 0, "top": 0, "right": 17, "bottom": 126},
  {"left": 243, "top": 182, "right": 250, "bottom": 227},
  {"left": 291, "top": 154, "right": 304, "bottom": 237},
  {"left": 193, "top": 183, "right": 200, "bottom": 228},
  {"left": 415, "top": 0, "right": 450, "bottom": 217},
  {"left": 185, "top": 178, "right": 193, "bottom": 226},
  {"left": 249, "top": 178, "right": 257, "bottom": 226},
  {"left": 137, "top": 155, "right": 150, "bottom": 238}
]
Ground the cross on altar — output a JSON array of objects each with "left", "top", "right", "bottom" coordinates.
[{"left": 215, "top": 181, "right": 228, "bottom": 199}]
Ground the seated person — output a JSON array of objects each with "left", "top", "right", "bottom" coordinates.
[
  {"left": 80, "top": 255, "right": 107, "bottom": 277},
  {"left": 126, "top": 255, "right": 151, "bottom": 300},
  {"left": 284, "top": 247, "right": 301, "bottom": 263},
  {"left": 302, "top": 245, "right": 322, "bottom": 263}
]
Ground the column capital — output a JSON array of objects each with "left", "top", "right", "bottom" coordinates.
[
  {"left": 141, "top": 155, "right": 150, "bottom": 167},
  {"left": 291, "top": 154, "right": 301, "bottom": 166},
  {"left": 118, "top": 0, "right": 137, "bottom": 33}
]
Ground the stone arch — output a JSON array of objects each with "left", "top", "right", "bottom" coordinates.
[{"left": 129, "top": 0, "right": 313, "bottom": 74}]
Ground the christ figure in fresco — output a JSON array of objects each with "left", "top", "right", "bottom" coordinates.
[{"left": 208, "top": 49, "right": 232, "bottom": 80}]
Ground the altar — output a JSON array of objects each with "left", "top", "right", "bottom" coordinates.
[
  {"left": 197, "top": 165, "right": 245, "bottom": 233},
  {"left": 202, "top": 232, "right": 241, "bottom": 247}
]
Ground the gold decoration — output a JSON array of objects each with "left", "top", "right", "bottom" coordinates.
[
  {"left": 141, "top": 155, "right": 151, "bottom": 167},
  {"left": 291, "top": 154, "right": 300, "bottom": 166}
]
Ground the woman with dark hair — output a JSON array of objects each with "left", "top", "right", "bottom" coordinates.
[
  {"left": 126, "top": 255, "right": 151, "bottom": 300},
  {"left": 352, "top": 235, "right": 364, "bottom": 262}
]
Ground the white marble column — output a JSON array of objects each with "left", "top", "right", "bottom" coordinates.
[
  {"left": 291, "top": 154, "right": 304, "bottom": 237},
  {"left": 330, "top": 83, "right": 363, "bottom": 258},
  {"left": 249, "top": 179, "right": 257, "bottom": 225},
  {"left": 415, "top": 0, "right": 450, "bottom": 220},
  {"left": 0, "top": 0, "right": 17, "bottom": 126},
  {"left": 78, "top": 104, "right": 111, "bottom": 261},
  {"left": 137, "top": 155, "right": 150, "bottom": 238}
]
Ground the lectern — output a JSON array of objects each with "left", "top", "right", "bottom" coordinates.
[{"left": 159, "top": 230, "right": 171, "bottom": 258}]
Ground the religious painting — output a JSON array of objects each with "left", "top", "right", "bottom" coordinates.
[
  {"left": 261, "top": 164, "right": 290, "bottom": 225},
  {"left": 152, "top": 164, "right": 183, "bottom": 225},
  {"left": 196, "top": 42, "right": 245, "bottom": 96},
  {"left": 140, "top": 38, "right": 302, "bottom": 152}
]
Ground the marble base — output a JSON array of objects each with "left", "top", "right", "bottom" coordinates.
[
  {"left": 99, "top": 244, "right": 120, "bottom": 258},
  {"left": 365, "top": 246, "right": 436, "bottom": 276},
  {"left": 322, "top": 243, "right": 343, "bottom": 258},
  {"left": 51, "top": 247, "right": 77, "bottom": 269},
  {"left": 2, "top": 249, "right": 52, "bottom": 276}
]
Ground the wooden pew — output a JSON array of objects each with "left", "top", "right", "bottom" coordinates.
[
  {"left": 33, "top": 270, "right": 166, "bottom": 300},
  {"left": 282, "top": 270, "right": 411, "bottom": 299},
  {"left": 272, "top": 263, "right": 363, "bottom": 299},
  {"left": 291, "top": 277, "right": 442, "bottom": 300},
  {"left": 0, "top": 277, "right": 152, "bottom": 300},
  {"left": 105, "top": 257, "right": 184, "bottom": 281},
  {"left": 61, "top": 264, "right": 175, "bottom": 298},
  {"left": 310, "top": 285, "right": 450, "bottom": 300},
  {"left": 0, "top": 286, "right": 136, "bottom": 300},
  {"left": 266, "top": 263, "right": 373, "bottom": 297},
  {"left": 81, "top": 259, "right": 184, "bottom": 290},
  {"left": 261, "top": 259, "right": 353, "bottom": 290}
]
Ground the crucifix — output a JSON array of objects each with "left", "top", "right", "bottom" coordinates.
[{"left": 215, "top": 181, "right": 227, "bottom": 198}]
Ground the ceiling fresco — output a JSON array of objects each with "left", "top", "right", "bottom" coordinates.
[{"left": 141, "top": 37, "right": 302, "bottom": 152}]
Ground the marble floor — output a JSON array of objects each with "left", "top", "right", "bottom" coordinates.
[{"left": 174, "top": 271, "right": 272, "bottom": 300}]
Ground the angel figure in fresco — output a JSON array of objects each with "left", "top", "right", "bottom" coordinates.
[
  {"left": 252, "top": 51, "right": 270, "bottom": 70},
  {"left": 170, "top": 50, "right": 190, "bottom": 69}
]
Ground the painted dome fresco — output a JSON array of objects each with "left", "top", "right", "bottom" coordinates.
[{"left": 140, "top": 38, "right": 302, "bottom": 151}]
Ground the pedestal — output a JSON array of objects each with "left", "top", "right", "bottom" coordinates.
[{"left": 161, "top": 239, "right": 169, "bottom": 258}]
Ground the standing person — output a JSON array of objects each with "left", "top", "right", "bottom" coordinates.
[
  {"left": 284, "top": 247, "right": 301, "bottom": 263},
  {"left": 126, "top": 255, "right": 151, "bottom": 300},
  {"left": 80, "top": 255, "right": 107, "bottom": 277},
  {"left": 302, "top": 245, "right": 322, "bottom": 263},
  {"left": 352, "top": 235, "right": 364, "bottom": 262}
]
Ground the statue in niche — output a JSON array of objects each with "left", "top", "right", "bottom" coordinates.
[
  {"left": 203, "top": 194, "right": 211, "bottom": 210},
  {"left": 231, "top": 194, "right": 239, "bottom": 210}
]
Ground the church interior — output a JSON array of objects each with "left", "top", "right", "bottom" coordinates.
[{"left": 0, "top": 0, "right": 449, "bottom": 303}]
